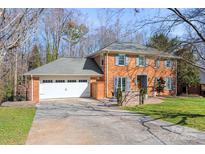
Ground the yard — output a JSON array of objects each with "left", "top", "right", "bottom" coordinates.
[
  {"left": 125, "top": 97, "right": 205, "bottom": 131},
  {"left": 0, "top": 107, "right": 36, "bottom": 144}
]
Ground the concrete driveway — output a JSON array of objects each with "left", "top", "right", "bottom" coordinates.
[{"left": 26, "top": 98, "right": 205, "bottom": 145}]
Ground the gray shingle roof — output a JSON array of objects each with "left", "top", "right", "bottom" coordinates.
[
  {"left": 24, "top": 58, "right": 103, "bottom": 76},
  {"left": 88, "top": 42, "right": 180, "bottom": 59}
]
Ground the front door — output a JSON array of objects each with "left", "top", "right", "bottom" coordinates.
[{"left": 137, "top": 75, "right": 148, "bottom": 90}]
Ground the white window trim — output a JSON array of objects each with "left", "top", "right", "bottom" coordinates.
[
  {"left": 165, "top": 77, "right": 173, "bottom": 90},
  {"left": 165, "top": 59, "right": 173, "bottom": 68},
  {"left": 155, "top": 59, "right": 160, "bottom": 68},
  {"left": 116, "top": 77, "right": 127, "bottom": 91},
  {"left": 117, "top": 54, "right": 126, "bottom": 66},
  {"left": 138, "top": 56, "right": 146, "bottom": 67}
]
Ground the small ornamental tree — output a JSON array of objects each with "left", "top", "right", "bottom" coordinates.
[
  {"left": 116, "top": 87, "right": 122, "bottom": 106},
  {"left": 155, "top": 77, "right": 166, "bottom": 95},
  {"left": 139, "top": 88, "right": 147, "bottom": 105}
]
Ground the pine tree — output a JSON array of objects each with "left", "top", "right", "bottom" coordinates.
[
  {"left": 28, "top": 44, "right": 41, "bottom": 70},
  {"left": 147, "top": 33, "right": 177, "bottom": 51},
  {"left": 52, "top": 47, "right": 58, "bottom": 61},
  {"left": 176, "top": 48, "right": 200, "bottom": 95},
  {"left": 46, "top": 42, "right": 51, "bottom": 64},
  {"left": 148, "top": 33, "right": 200, "bottom": 95}
]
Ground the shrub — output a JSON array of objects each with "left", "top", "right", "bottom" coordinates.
[
  {"left": 139, "top": 88, "right": 147, "bottom": 105},
  {"left": 116, "top": 87, "right": 122, "bottom": 106},
  {"left": 155, "top": 77, "right": 166, "bottom": 95}
]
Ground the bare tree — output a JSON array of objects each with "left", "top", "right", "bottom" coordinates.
[
  {"left": 130, "top": 8, "right": 205, "bottom": 69},
  {"left": 0, "top": 8, "right": 43, "bottom": 101}
]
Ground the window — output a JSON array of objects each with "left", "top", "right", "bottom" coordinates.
[
  {"left": 56, "top": 80, "right": 65, "bottom": 83},
  {"left": 155, "top": 59, "right": 160, "bottom": 68},
  {"left": 137, "top": 56, "right": 146, "bottom": 66},
  {"left": 165, "top": 77, "right": 173, "bottom": 90},
  {"left": 42, "top": 80, "right": 53, "bottom": 83},
  {"left": 67, "top": 80, "right": 76, "bottom": 83},
  {"left": 118, "top": 54, "right": 126, "bottom": 65},
  {"left": 165, "top": 59, "right": 173, "bottom": 68},
  {"left": 114, "top": 77, "right": 130, "bottom": 92},
  {"left": 116, "top": 54, "right": 128, "bottom": 66},
  {"left": 118, "top": 77, "right": 126, "bottom": 91},
  {"left": 79, "top": 80, "right": 87, "bottom": 83}
]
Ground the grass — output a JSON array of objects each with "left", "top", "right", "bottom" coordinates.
[
  {"left": 124, "top": 97, "right": 205, "bottom": 131},
  {"left": 0, "top": 107, "right": 36, "bottom": 144}
]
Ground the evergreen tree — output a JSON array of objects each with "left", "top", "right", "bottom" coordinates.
[
  {"left": 176, "top": 47, "right": 200, "bottom": 95},
  {"left": 28, "top": 44, "right": 41, "bottom": 70},
  {"left": 147, "top": 33, "right": 177, "bottom": 51},
  {"left": 46, "top": 42, "right": 51, "bottom": 64},
  {"left": 148, "top": 33, "right": 200, "bottom": 95},
  {"left": 52, "top": 47, "right": 58, "bottom": 61}
]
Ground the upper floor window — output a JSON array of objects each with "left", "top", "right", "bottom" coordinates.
[
  {"left": 155, "top": 59, "right": 160, "bottom": 68},
  {"left": 165, "top": 59, "right": 173, "bottom": 68},
  {"left": 136, "top": 56, "right": 147, "bottom": 66},
  {"left": 115, "top": 54, "right": 128, "bottom": 66}
]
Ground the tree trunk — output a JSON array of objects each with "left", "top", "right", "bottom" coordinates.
[
  {"left": 186, "top": 85, "right": 189, "bottom": 96},
  {"left": 13, "top": 50, "right": 18, "bottom": 101}
]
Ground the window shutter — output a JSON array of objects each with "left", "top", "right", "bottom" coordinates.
[
  {"left": 164, "top": 60, "right": 167, "bottom": 67},
  {"left": 135, "top": 76, "right": 138, "bottom": 85},
  {"left": 164, "top": 77, "right": 168, "bottom": 89},
  {"left": 170, "top": 60, "right": 173, "bottom": 69},
  {"left": 125, "top": 55, "right": 129, "bottom": 65},
  {"left": 114, "top": 77, "right": 118, "bottom": 96},
  {"left": 115, "top": 55, "right": 119, "bottom": 65},
  {"left": 126, "top": 77, "right": 131, "bottom": 91},
  {"left": 136, "top": 56, "right": 139, "bottom": 66},
  {"left": 171, "top": 77, "right": 175, "bottom": 90},
  {"left": 145, "top": 57, "right": 148, "bottom": 66}
]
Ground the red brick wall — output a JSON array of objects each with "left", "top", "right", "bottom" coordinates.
[
  {"left": 32, "top": 77, "right": 39, "bottom": 103},
  {"left": 104, "top": 53, "right": 177, "bottom": 97},
  {"left": 96, "top": 81, "right": 105, "bottom": 99},
  {"left": 90, "top": 77, "right": 105, "bottom": 99}
]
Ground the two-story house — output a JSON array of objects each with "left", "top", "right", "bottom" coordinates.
[{"left": 25, "top": 42, "right": 179, "bottom": 102}]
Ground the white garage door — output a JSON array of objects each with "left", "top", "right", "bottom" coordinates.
[{"left": 39, "top": 79, "right": 90, "bottom": 99}]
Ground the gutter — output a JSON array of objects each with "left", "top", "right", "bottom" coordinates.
[
  {"left": 24, "top": 74, "right": 103, "bottom": 76},
  {"left": 176, "top": 60, "right": 178, "bottom": 95}
]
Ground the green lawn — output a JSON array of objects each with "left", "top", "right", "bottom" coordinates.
[
  {"left": 0, "top": 107, "right": 36, "bottom": 144},
  {"left": 124, "top": 97, "right": 205, "bottom": 131}
]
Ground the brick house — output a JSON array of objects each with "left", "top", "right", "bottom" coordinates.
[{"left": 24, "top": 42, "right": 179, "bottom": 103}]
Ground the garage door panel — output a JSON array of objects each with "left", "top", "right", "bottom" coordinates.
[{"left": 39, "top": 81, "right": 90, "bottom": 99}]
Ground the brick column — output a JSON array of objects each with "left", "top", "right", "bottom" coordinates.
[{"left": 32, "top": 77, "right": 39, "bottom": 103}]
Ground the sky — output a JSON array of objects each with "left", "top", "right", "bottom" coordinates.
[{"left": 77, "top": 8, "right": 185, "bottom": 39}]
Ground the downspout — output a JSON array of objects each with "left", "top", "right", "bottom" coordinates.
[
  {"left": 175, "top": 60, "right": 178, "bottom": 96},
  {"left": 31, "top": 75, "right": 33, "bottom": 101},
  {"left": 106, "top": 51, "right": 109, "bottom": 97}
]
